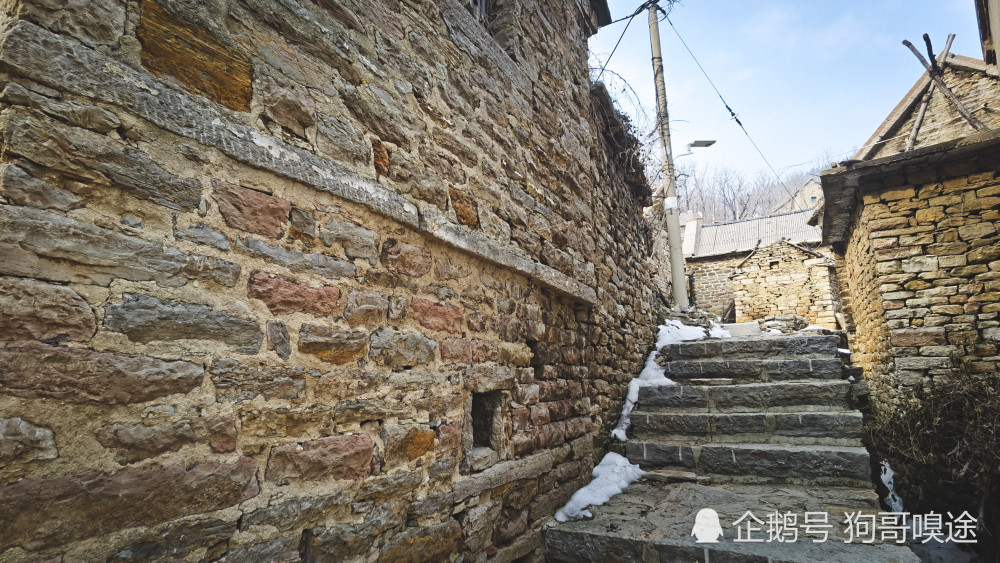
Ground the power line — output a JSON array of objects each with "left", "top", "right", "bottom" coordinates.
[
  {"left": 594, "top": 0, "right": 662, "bottom": 82},
  {"left": 663, "top": 13, "right": 795, "bottom": 199}
]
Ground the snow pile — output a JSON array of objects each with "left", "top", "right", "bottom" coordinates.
[
  {"left": 708, "top": 322, "right": 732, "bottom": 339},
  {"left": 554, "top": 452, "right": 644, "bottom": 522},
  {"left": 610, "top": 320, "right": 731, "bottom": 441},
  {"left": 880, "top": 461, "right": 904, "bottom": 512}
]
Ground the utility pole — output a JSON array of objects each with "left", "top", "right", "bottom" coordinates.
[{"left": 648, "top": 3, "right": 689, "bottom": 309}]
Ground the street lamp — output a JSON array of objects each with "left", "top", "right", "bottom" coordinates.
[{"left": 675, "top": 140, "right": 717, "bottom": 159}]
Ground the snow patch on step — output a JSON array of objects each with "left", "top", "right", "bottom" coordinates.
[
  {"left": 554, "top": 452, "right": 644, "bottom": 522},
  {"left": 611, "top": 319, "right": 731, "bottom": 442}
]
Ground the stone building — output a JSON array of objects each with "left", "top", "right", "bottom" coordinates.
[
  {"left": 731, "top": 239, "right": 841, "bottom": 328},
  {"left": 771, "top": 177, "right": 824, "bottom": 213},
  {"left": 683, "top": 208, "right": 828, "bottom": 321},
  {"left": 0, "top": 0, "right": 667, "bottom": 559},
  {"left": 819, "top": 42, "right": 1000, "bottom": 538}
]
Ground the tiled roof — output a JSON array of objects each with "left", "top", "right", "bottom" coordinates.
[{"left": 689, "top": 209, "right": 822, "bottom": 258}]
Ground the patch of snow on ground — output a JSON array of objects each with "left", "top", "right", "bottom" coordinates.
[
  {"left": 554, "top": 452, "right": 644, "bottom": 522},
  {"left": 708, "top": 322, "right": 732, "bottom": 339},
  {"left": 611, "top": 319, "right": 730, "bottom": 442},
  {"left": 880, "top": 461, "right": 904, "bottom": 512},
  {"left": 879, "top": 461, "right": 978, "bottom": 562},
  {"left": 799, "top": 325, "right": 828, "bottom": 332},
  {"left": 838, "top": 348, "right": 851, "bottom": 355}
]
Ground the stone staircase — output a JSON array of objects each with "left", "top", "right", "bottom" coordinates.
[
  {"left": 544, "top": 333, "right": 920, "bottom": 562},
  {"left": 627, "top": 335, "right": 869, "bottom": 488}
]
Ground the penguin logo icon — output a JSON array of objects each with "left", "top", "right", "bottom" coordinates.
[{"left": 692, "top": 508, "right": 724, "bottom": 543}]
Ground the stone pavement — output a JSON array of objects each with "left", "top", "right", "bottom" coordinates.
[{"left": 543, "top": 333, "right": 920, "bottom": 562}]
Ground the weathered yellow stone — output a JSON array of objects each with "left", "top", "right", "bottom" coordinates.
[
  {"left": 914, "top": 206, "right": 945, "bottom": 223},
  {"left": 881, "top": 187, "right": 915, "bottom": 201},
  {"left": 139, "top": 0, "right": 252, "bottom": 112}
]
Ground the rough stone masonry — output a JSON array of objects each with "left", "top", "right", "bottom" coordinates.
[{"left": 0, "top": 0, "right": 667, "bottom": 560}]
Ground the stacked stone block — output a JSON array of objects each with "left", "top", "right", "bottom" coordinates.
[
  {"left": 732, "top": 240, "right": 841, "bottom": 329},
  {"left": 0, "top": 0, "right": 664, "bottom": 559},
  {"left": 836, "top": 147, "right": 1000, "bottom": 408},
  {"left": 687, "top": 253, "right": 746, "bottom": 317}
]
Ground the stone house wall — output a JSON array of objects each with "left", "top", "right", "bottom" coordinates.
[
  {"left": 687, "top": 253, "right": 747, "bottom": 318},
  {"left": 834, "top": 154, "right": 1000, "bottom": 411},
  {"left": 0, "top": 0, "right": 664, "bottom": 560},
  {"left": 730, "top": 241, "right": 840, "bottom": 328}
]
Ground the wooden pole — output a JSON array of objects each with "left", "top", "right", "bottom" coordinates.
[
  {"left": 648, "top": 3, "right": 689, "bottom": 309},
  {"left": 906, "top": 34, "right": 956, "bottom": 151},
  {"left": 903, "top": 37, "right": 988, "bottom": 131}
]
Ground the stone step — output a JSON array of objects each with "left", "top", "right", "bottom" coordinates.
[
  {"left": 661, "top": 334, "right": 841, "bottom": 360},
  {"left": 625, "top": 441, "right": 872, "bottom": 486},
  {"left": 638, "top": 380, "right": 854, "bottom": 413},
  {"left": 662, "top": 357, "right": 844, "bottom": 382},
  {"left": 543, "top": 481, "right": 919, "bottom": 563},
  {"left": 630, "top": 411, "right": 864, "bottom": 445}
]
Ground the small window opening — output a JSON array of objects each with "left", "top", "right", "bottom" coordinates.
[
  {"left": 471, "top": 392, "right": 497, "bottom": 448},
  {"left": 468, "top": 391, "right": 503, "bottom": 472}
]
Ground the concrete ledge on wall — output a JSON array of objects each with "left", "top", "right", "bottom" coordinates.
[
  {"left": 0, "top": 19, "right": 597, "bottom": 306},
  {"left": 421, "top": 204, "right": 599, "bottom": 305}
]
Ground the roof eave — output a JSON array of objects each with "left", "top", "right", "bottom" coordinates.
[
  {"left": 591, "top": 0, "right": 612, "bottom": 28},
  {"left": 820, "top": 128, "right": 1000, "bottom": 246}
]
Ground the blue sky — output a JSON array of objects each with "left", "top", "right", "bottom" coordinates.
[{"left": 589, "top": 0, "right": 982, "bottom": 179}]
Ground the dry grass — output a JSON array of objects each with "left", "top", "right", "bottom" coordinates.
[{"left": 867, "top": 372, "right": 1000, "bottom": 559}]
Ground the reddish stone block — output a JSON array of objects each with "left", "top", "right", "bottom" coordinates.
[
  {"left": 538, "top": 421, "right": 567, "bottom": 448},
  {"left": 891, "top": 327, "right": 946, "bottom": 347},
  {"left": 564, "top": 416, "right": 591, "bottom": 439},
  {"left": 537, "top": 381, "right": 566, "bottom": 402},
  {"left": 436, "top": 422, "right": 462, "bottom": 451},
  {"left": 562, "top": 346, "right": 583, "bottom": 365},
  {"left": 0, "top": 276, "right": 96, "bottom": 342},
  {"left": 470, "top": 339, "right": 498, "bottom": 362},
  {"left": 555, "top": 460, "right": 581, "bottom": 482},
  {"left": 266, "top": 434, "right": 374, "bottom": 484},
  {"left": 380, "top": 239, "right": 432, "bottom": 277},
  {"left": 212, "top": 182, "right": 291, "bottom": 239},
  {"left": 0, "top": 343, "right": 202, "bottom": 404},
  {"left": 0, "top": 458, "right": 258, "bottom": 550},
  {"left": 411, "top": 298, "right": 463, "bottom": 334},
  {"left": 248, "top": 271, "right": 340, "bottom": 316},
  {"left": 449, "top": 186, "right": 479, "bottom": 228},
  {"left": 512, "top": 431, "right": 537, "bottom": 457},
  {"left": 546, "top": 400, "right": 574, "bottom": 422},
  {"left": 96, "top": 416, "right": 237, "bottom": 463},
  {"left": 530, "top": 404, "right": 550, "bottom": 426},
  {"left": 440, "top": 338, "right": 472, "bottom": 363}
]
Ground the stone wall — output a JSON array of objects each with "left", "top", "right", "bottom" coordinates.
[
  {"left": 0, "top": 0, "right": 664, "bottom": 559},
  {"left": 836, "top": 158, "right": 1000, "bottom": 408},
  {"left": 828, "top": 137, "right": 1000, "bottom": 548},
  {"left": 687, "top": 253, "right": 746, "bottom": 318},
  {"left": 730, "top": 241, "right": 840, "bottom": 328}
]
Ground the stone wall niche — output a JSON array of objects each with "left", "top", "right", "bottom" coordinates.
[{"left": 462, "top": 364, "right": 514, "bottom": 473}]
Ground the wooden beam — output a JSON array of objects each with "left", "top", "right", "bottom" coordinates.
[{"left": 903, "top": 38, "right": 988, "bottom": 131}]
